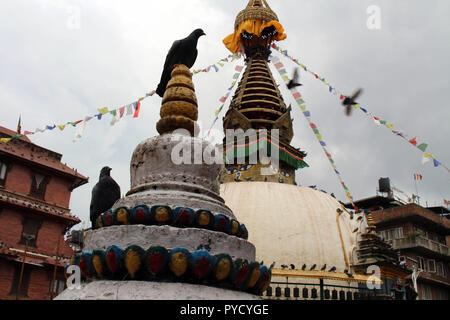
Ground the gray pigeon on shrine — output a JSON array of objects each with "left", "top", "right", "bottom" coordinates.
[
  {"left": 90, "top": 167, "right": 121, "bottom": 229},
  {"left": 156, "top": 28, "right": 206, "bottom": 97}
]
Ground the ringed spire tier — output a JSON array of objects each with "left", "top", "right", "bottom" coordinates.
[{"left": 221, "top": 0, "right": 308, "bottom": 185}]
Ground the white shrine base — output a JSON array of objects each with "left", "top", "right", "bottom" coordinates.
[{"left": 55, "top": 280, "right": 261, "bottom": 300}]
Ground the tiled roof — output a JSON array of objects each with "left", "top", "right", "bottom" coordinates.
[{"left": 0, "top": 126, "right": 88, "bottom": 187}]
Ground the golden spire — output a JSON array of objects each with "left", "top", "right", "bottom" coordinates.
[
  {"left": 235, "top": 0, "right": 279, "bottom": 29},
  {"left": 157, "top": 65, "right": 198, "bottom": 136}
]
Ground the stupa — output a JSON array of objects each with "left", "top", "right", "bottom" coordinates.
[{"left": 56, "top": 65, "right": 271, "bottom": 300}]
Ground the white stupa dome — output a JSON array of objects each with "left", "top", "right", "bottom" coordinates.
[{"left": 220, "top": 182, "right": 359, "bottom": 272}]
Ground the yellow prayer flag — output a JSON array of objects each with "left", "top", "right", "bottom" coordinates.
[
  {"left": 57, "top": 125, "right": 66, "bottom": 131},
  {"left": 300, "top": 105, "right": 307, "bottom": 112},
  {"left": 386, "top": 124, "right": 394, "bottom": 130},
  {"left": 0, "top": 138, "right": 12, "bottom": 143},
  {"left": 424, "top": 153, "right": 435, "bottom": 159},
  {"left": 316, "top": 134, "right": 323, "bottom": 141},
  {"left": 282, "top": 75, "right": 290, "bottom": 82},
  {"left": 98, "top": 107, "right": 109, "bottom": 115},
  {"left": 353, "top": 104, "right": 360, "bottom": 109}
]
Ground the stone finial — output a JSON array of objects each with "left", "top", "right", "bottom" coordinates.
[{"left": 157, "top": 65, "right": 199, "bottom": 136}]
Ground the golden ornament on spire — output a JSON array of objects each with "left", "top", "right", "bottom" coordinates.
[
  {"left": 223, "top": 0, "right": 287, "bottom": 54},
  {"left": 157, "top": 64, "right": 198, "bottom": 136}
]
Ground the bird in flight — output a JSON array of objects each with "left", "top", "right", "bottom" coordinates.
[
  {"left": 287, "top": 68, "right": 303, "bottom": 90},
  {"left": 342, "top": 88, "right": 363, "bottom": 116}
]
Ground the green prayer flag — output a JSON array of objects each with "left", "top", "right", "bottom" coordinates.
[{"left": 417, "top": 143, "right": 428, "bottom": 152}]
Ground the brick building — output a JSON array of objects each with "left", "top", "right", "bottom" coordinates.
[
  {"left": 346, "top": 187, "right": 450, "bottom": 300},
  {"left": 0, "top": 126, "right": 88, "bottom": 300}
]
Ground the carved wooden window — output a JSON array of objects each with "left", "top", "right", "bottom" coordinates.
[
  {"left": 0, "top": 160, "right": 8, "bottom": 187},
  {"left": 19, "top": 218, "right": 42, "bottom": 247},
  {"left": 29, "top": 172, "right": 50, "bottom": 199},
  {"left": 9, "top": 265, "right": 31, "bottom": 298}
]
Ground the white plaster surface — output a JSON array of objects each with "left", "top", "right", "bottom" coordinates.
[
  {"left": 84, "top": 225, "right": 256, "bottom": 261},
  {"left": 221, "top": 182, "right": 360, "bottom": 272},
  {"left": 55, "top": 281, "right": 261, "bottom": 300}
]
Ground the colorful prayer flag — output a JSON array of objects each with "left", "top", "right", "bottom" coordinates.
[
  {"left": 17, "top": 115, "right": 22, "bottom": 134},
  {"left": 414, "top": 174, "right": 423, "bottom": 181}
]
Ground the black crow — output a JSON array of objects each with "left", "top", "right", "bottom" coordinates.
[
  {"left": 321, "top": 264, "right": 327, "bottom": 271},
  {"left": 90, "top": 167, "right": 121, "bottom": 229},
  {"left": 310, "top": 264, "right": 317, "bottom": 271},
  {"left": 287, "top": 68, "right": 303, "bottom": 90},
  {"left": 156, "top": 28, "right": 206, "bottom": 97},
  {"left": 302, "top": 264, "right": 307, "bottom": 271},
  {"left": 342, "top": 88, "right": 363, "bottom": 116}
]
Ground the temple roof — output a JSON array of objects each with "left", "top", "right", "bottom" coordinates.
[{"left": 0, "top": 126, "right": 88, "bottom": 188}]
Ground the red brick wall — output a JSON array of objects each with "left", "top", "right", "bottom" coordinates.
[
  {"left": 0, "top": 206, "right": 73, "bottom": 257},
  {"left": 0, "top": 259, "right": 14, "bottom": 299},
  {"left": 3, "top": 161, "right": 72, "bottom": 208}
]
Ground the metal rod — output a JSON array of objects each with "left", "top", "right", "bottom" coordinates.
[
  {"left": 16, "top": 239, "right": 29, "bottom": 300},
  {"left": 50, "top": 229, "right": 62, "bottom": 300}
]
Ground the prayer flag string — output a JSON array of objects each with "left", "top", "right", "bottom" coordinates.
[
  {"left": 270, "top": 43, "right": 450, "bottom": 175},
  {"left": 271, "top": 55, "right": 359, "bottom": 210}
]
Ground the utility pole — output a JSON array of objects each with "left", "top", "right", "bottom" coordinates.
[
  {"left": 16, "top": 235, "right": 34, "bottom": 300},
  {"left": 50, "top": 228, "right": 63, "bottom": 300}
]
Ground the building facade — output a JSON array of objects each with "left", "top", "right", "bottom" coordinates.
[
  {"left": 347, "top": 191, "right": 450, "bottom": 300},
  {"left": 0, "top": 126, "right": 88, "bottom": 300}
]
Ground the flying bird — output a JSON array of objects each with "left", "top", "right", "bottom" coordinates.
[
  {"left": 287, "top": 68, "right": 303, "bottom": 90},
  {"left": 156, "top": 28, "right": 206, "bottom": 97},
  {"left": 321, "top": 264, "right": 327, "bottom": 271},
  {"left": 342, "top": 88, "right": 363, "bottom": 116},
  {"left": 90, "top": 167, "right": 121, "bottom": 229},
  {"left": 310, "top": 264, "right": 317, "bottom": 271}
]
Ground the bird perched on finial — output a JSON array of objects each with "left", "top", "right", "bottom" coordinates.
[
  {"left": 287, "top": 68, "right": 303, "bottom": 90},
  {"left": 90, "top": 167, "right": 121, "bottom": 229},
  {"left": 342, "top": 88, "right": 363, "bottom": 116},
  {"left": 156, "top": 29, "right": 206, "bottom": 97}
]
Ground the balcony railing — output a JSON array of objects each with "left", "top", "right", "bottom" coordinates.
[{"left": 392, "top": 236, "right": 449, "bottom": 257}]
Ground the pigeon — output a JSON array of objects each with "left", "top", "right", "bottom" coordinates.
[
  {"left": 321, "top": 264, "right": 327, "bottom": 271},
  {"left": 329, "top": 266, "right": 337, "bottom": 272},
  {"left": 269, "top": 262, "right": 276, "bottom": 270},
  {"left": 290, "top": 264, "right": 296, "bottom": 270},
  {"left": 302, "top": 264, "right": 307, "bottom": 271},
  {"left": 90, "top": 167, "right": 121, "bottom": 229},
  {"left": 310, "top": 264, "right": 317, "bottom": 271},
  {"left": 344, "top": 269, "right": 354, "bottom": 278},
  {"left": 342, "top": 88, "right": 363, "bottom": 116},
  {"left": 287, "top": 68, "right": 303, "bottom": 90},
  {"left": 156, "top": 28, "right": 206, "bottom": 97},
  {"left": 281, "top": 265, "right": 288, "bottom": 269}
]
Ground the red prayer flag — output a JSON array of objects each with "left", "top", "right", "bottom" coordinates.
[
  {"left": 409, "top": 137, "right": 417, "bottom": 146},
  {"left": 133, "top": 102, "right": 141, "bottom": 118},
  {"left": 293, "top": 92, "right": 302, "bottom": 99}
]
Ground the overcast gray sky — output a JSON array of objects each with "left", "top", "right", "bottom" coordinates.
[{"left": 1, "top": 0, "right": 449, "bottom": 229}]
